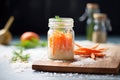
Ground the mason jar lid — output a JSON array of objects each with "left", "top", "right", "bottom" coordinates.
[
  {"left": 48, "top": 18, "right": 74, "bottom": 28},
  {"left": 87, "top": 3, "right": 99, "bottom": 9}
]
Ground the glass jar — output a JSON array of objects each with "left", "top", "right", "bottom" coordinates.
[
  {"left": 92, "top": 13, "right": 112, "bottom": 43},
  {"left": 48, "top": 18, "right": 74, "bottom": 60},
  {"left": 79, "top": 3, "right": 100, "bottom": 41}
]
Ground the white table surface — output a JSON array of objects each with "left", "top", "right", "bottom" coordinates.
[{"left": 0, "top": 36, "right": 120, "bottom": 80}]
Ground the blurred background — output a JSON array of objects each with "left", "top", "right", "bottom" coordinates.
[{"left": 0, "top": 0, "right": 120, "bottom": 36}]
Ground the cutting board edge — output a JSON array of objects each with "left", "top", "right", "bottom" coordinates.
[{"left": 32, "top": 62, "right": 120, "bottom": 74}]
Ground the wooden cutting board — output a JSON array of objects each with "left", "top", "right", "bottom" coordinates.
[{"left": 32, "top": 44, "right": 120, "bottom": 74}]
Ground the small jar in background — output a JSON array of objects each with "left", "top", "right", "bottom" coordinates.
[
  {"left": 48, "top": 17, "right": 74, "bottom": 60},
  {"left": 92, "top": 13, "right": 112, "bottom": 43},
  {"left": 79, "top": 3, "right": 100, "bottom": 41}
]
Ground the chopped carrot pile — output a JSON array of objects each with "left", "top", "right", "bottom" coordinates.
[{"left": 74, "top": 43, "right": 107, "bottom": 60}]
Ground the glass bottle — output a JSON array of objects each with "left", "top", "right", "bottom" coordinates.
[
  {"left": 48, "top": 17, "right": 74, "bottom": 60},
  {"left": 92, "top": 13, "right": 112, "bottom": 43},
  {"left": 79, "top": 3, "right": 100, "bottom": 41}
]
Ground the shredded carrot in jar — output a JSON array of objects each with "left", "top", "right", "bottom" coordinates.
[{"left": 49, "top": 30, "right": 73, "bottom": 55}]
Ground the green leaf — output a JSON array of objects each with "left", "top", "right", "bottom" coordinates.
[
  {"left": 22, "top": 54, "right": 30, "bottom": 62},
  {"left": 11, "top": 49, "right": 30, "bottom": 62},
  {"left": 15, "top": 38, "right": 47, "bottom": 49},
  {"left": 55, "top": 16, "right": 62, "bottom": 22},
  {"left": 11, "top": 56, "right": 17, "bottom": 62},
  {"left": 54, "top": 16, "right": 65, "bottom": 31}
]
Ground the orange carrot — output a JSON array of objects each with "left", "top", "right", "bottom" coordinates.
[
  {"left": 98, "top": 48, "right": 108, "bottom": 51},
  {"left": 94, "top": 53, "right": 105, "bottom": 57},
  {"left": 77, "top": 47, "right": 102, "bottom": 53},
  {"left": 49, "top": 30, "right": 73, "bottom": 55},
  {"left": 91, "top": 53, "right": 96, "bottom": 60},
  {"left": 74, "top": 43, "right": 82, "bottom": 47},
  {"left": 74, "top": 43, "right": 106, "bottom": 59},
  {"left": 74, "top": 50, "right": 90, "bottom": 55},
  {"left": 91, "top": 44, "right": 100, "bottom": 49}
]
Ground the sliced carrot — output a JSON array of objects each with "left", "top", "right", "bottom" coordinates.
[
  {"left": 91, "top": 53, "right": 96, "bottom": 60},
  {"left": 78, "top": 47, "right": 102, "bottom": 53},
  {"left": 91, "top": 44, "right": 100, "bottom": 49},
  {"left": 98, "top": 48, "right": 108, "bottom": 51},
  {"left": 74, "top": 43, "right": 82, "bottom": 47},
  {"left": 49, "top": 30, "right": 73, "bottom": 55},
  {"left": 94, "top": 53, "right": 105, "bottom": 57},
  {"left": 74, "top": 43, "right": 106, "bottom": 59},
  {"left": 74, "top": 50, "right": 90, "bottom": 55},
  {"left": 75, "top": 43, "right": 103, "bottom": 53}
]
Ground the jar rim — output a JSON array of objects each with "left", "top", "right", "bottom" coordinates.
[
  {"left": 48, "top": 18, "right": 74, "bottom": 28},
  {"left": 49, "top": 18, "right": 74, "bottom": 22}
]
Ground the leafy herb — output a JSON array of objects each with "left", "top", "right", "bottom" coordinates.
[
  {"left": 55, "top": 16, "right": 62, "bottom": 22},
  {"left": 15, "top": 38, "right": 47, "bottom": 48},
  {"left": 11, "top": 49, "right": 30, "bottom": 62},
  {"left": 55, "top": 16, "right": 64, "bottom": 31}
]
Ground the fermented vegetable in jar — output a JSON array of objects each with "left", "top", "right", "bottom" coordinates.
[
  {"left": 48, "top": 16, "right": 74, "bottom": 60},
  {"left": 92, "top": 13, "right": 112, "bottom": 43},
  {"left": 79, "top": 3, "right": 100, "bottom": 41}
]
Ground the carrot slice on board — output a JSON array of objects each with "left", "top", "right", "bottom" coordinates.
[
  {"left": 78, "top": 47, "right": 102, "bottom": 53},
  {"left": 91, "top": 53, "right": 96, "bottom": 60},
  {"left": 94, "top": 53, "right": 105, "bottom": 57},
  {"left": 74, "top": 50, "right": 90, "bottom": 55},
  {"left": 91, "top": 44, "right": 100, "bottom": 49},
  {"left": 74, "top": 43, "right": 106, "bottom": 59},
  {"left": 74, "top": 43, "right": 82, "bottom": 47}
]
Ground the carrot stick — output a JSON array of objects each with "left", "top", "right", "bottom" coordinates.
[
  {"left": 98, "top": 48, "right": 108, "bottom": 51},
  {"left": 91, "top": 44, "right": 100, "bottom": 49},
  {"left": 78, "top": 47, "right": 102, "bottom": 53},
  {"left": 94, "top": 53, "right": 105, "bottom": 57},
  {"left": 74, "top": 43, "right": 102, "bottom": 53},
  {"left": 74, "top": 43, "right": 106, "bottom": 59},
  {"left": 74, "top": 50, "right": 90, "bottom": 55},
  {"left": 74, "top": 43, "right": 82, "bottom": 47},
  {"left": 91, "top": 53, "right": 96, "bottom": 60}
]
